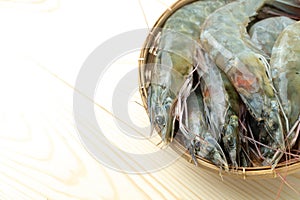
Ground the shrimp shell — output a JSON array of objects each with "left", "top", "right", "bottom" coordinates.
[
  {"left": 178, "top": 77, "right": 229, "bottom": 170},
  {"left": 249, "top": 16, "right": 296, "bottom": 57},
  {"left": 270, "top": 21, "right": 300, "bottom": 148},
  {"left": 200, "top": 0, "right": 284, "bottom": 167},
  {"left": 148, "top": 0, "right": 230, "bottom": 142}
]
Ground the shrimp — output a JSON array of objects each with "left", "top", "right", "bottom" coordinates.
[
  {"left": 148, "top": 0, "right": 231, "bottom": 142},
  {"left": 198, "top": 52, "right": 242, "bottom": 167},
  {"left": 249, "top": 16, "right": 296, "bottom": 57},
  {"left": 270, "top": 21, "right": 300, "bottom": 151},
  {"left": 177, "top": 74, "right": 229, "bottom": 170},
  {"left": 248, "top": 16, "right": 296, "bottom": 161},
  {"left": 199, "top": 0, "right": 284, "bottom": 167}
]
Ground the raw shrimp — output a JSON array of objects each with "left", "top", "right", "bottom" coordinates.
[
  {"left": 177, "top": 74, "right": 229, "bottom": 170},
  {"left": 198, "top": 53, "right": 242, "bottom": 167},
  {"left": 248, "top": 16, "right": 296, "bottom": 162},
  {"left": 270, "top": 21, "right": 300, "bottom": 150},
  {"left": 148, "top": 0, "right": 231, "bottom": 142},
  {"left": 249, "top": 16, "right": 296, "bottom": 57},
  {"left": 200, "top": 0, "right": 284, "bottom": 167}
]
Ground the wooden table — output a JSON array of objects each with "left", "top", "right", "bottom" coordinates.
[{"left": 0, "top": 0, "right": 299, "bottom": 199}]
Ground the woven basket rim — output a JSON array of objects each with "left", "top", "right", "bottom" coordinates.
[{"left": 138, "top": 0, "right": 300, "bottom": 179}]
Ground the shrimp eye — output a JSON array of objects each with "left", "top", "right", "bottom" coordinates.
[
  {"left": 228, "top": 137, "right": 232, "bottom": 143},
  {"left": 155, "top": 115, "right": 165, "bottom": 126},
  {"left": 268, "top": 120, "right": 278, "bottom": 131},
  {"left": 271, "top": 121, "right": 278, "bottom": 130}
]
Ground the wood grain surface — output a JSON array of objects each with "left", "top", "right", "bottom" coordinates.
[{"left": 0, "top": 0, "right": 299, "bottom": 199}]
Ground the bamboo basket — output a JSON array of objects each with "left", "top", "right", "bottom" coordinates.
[{"left": 138, "top": 0, "right": 300, "bottom": 179}]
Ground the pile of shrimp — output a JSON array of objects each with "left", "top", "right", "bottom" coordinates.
[{"left": 143, "top": 0, "right": 300, "bottom": 170}]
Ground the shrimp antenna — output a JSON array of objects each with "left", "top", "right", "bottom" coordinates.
[
  {"left": 138, "top": 0, "right": 150, "bottom": 30},
  {"left": 156, "top": 0, "right": 172, "bottom": 11},
  {"left": 259, "top": 54, "right": 290, "bottom": 132},
  {"left": 286, "top": 116, "right": 300, "bottom": 148}
]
